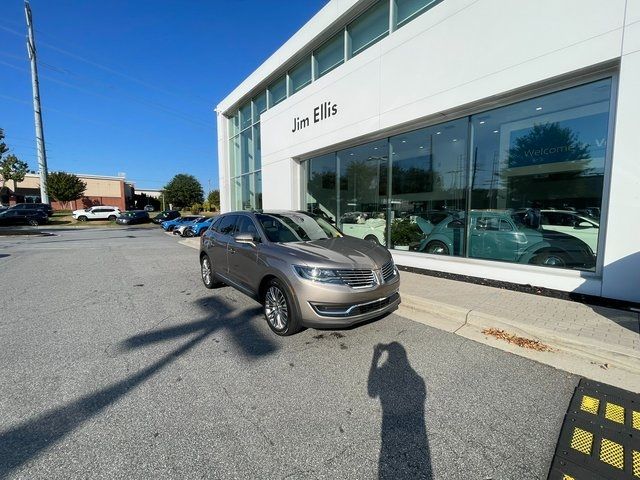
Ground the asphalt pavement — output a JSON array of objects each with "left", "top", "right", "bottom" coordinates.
[{"left": 0, "top": 228, "right": 579, "bottom": 479}]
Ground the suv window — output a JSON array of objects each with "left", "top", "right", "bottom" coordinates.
[
  {"left": 217, "top": 215, "right": 238, "bottom": 236},
  {"left": 236, "top": 216, "right": 260, "bottom": 240},
  {"left": 209, "top": 217, "right": 222, "bottom": 232}
]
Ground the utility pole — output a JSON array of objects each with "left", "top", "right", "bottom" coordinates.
[{"left": 25, "top": 1, "right": 49, "bottom": 204}]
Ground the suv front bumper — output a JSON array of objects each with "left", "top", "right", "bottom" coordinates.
[{"left": 294, "top": 273, "right": 401, "bottom": 328}]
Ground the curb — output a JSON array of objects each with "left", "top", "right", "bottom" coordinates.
[{"left": 400, "top": 293, "right": 640, "bottom": 377}]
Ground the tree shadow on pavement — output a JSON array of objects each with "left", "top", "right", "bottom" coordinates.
[
  {"left": 368, "top": 342, "right": 433, "bottom": 480},
  {"left": 0, "top": 296, "right": 276, "bottom": 477}
]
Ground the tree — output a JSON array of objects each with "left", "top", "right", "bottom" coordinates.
[
  {"left": 163, "top": 174, "right": 203, "bottom": 208},
  {"left": 46, "top": 172, "right": 87, "bottom": 209},
  {"left": 1, "top": 129, "right": 30, "bottom": 197},
  {"left": 0, "top": 154, "right": 29, "bottom": 197},
  {"left": 207, "top": 189, "right": 220, "bottom": 211},
  {"left": 0, "top": 128, "right": 7, "bottom": 163}
]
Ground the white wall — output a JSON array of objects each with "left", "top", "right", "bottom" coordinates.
[
  {"left": 600, "top": 3, "right": 640, "bottom": 301},
  {"left": 219, "top": 0, "right": 639, "bottom": 301}
]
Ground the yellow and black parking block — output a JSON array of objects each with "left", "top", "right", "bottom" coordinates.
[{"left": 548, "top": 379, "right": 640, "bottom": 480}]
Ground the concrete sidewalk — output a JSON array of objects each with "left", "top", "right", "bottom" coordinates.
[
  {"left": 397, "top": 270, "right": 639, "bottom": 392},
  {"left": 177, "top": 236, "right": 639, "bottom": 391}
]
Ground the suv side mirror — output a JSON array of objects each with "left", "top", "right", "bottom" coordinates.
[{"left": 235, "top": 233, "right": 257, "bottom": 246}]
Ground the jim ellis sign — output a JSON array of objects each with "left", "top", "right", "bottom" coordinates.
[{"left": 291, "top": 101, "right": 338, "bottom": 133}]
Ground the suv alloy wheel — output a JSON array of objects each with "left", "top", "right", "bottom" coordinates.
[
  {"left": 200, "top": 254, "right": 222, "bottom": 289},
  {"left": 263, "top": 278, "right": 301, "bottom": 336}
]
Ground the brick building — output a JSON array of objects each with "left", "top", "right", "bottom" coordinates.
[{"left": 1, "top": 173, "right": 134, "bottom": 211}]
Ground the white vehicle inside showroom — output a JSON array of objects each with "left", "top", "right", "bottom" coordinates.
[{"left": 215, "top": 0, "right": 640, "bottom": 303}]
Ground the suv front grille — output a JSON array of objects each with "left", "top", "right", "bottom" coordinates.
[
  {"left": 381, "top": 261, "right": 396, "bottom": 282},
  {"left": 336, "top": 269, "right": 376, "bottom": 288},
  {"left": 356, "top": 292, "right": 400, "bottom": 314}
]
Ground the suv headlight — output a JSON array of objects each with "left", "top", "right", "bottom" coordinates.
[{"left": 294, "top": 266, "right": 343, "bottom": 284}]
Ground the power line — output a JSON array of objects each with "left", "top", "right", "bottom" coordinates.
[
  {"left": 1, "top": 58, "right": 213, "bottom": 130},
  {"left": 0, "top": 21, "right": 210, "bottom": 105}
]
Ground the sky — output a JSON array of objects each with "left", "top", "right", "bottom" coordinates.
[{"left": 0, "top": 0, "right": 329, "bottom": 192}]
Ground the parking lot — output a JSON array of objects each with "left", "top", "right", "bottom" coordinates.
[{"left": 0, "top": 228, "right": 579, "bottom": 479}]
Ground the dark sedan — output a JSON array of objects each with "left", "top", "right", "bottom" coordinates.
[
  {"left": 0, "top": 209, "right": 48, "bottom": 226},
  {"left": 116, "top": 210, "right": 150, "bottom": 225},
  {"left": 152, "top": 210, "right": 180, "bottom": 224},
  {"left": 8, "top": 203, "right": 54, "bottom": 217}
]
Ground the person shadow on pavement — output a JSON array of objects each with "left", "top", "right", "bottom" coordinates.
[{"left": 368, "top": 342, "right": 433, "bottom": 480}]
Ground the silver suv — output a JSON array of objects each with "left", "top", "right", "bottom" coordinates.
[{"left": 199, "top": 211, "right": 400, "bottom": 336}]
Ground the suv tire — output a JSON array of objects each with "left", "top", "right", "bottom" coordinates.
[
  {"left": 200, "top": 254, "right": 223, "bottom": 289},
  {"left": 263, "top": 278, "right": 302, "bottom": 336},
  {"left": 77, "top": 215, "right": 88, "bottom": 222},
  {"left": 108, "top": 215, "right": 117, "bottom": 221}
]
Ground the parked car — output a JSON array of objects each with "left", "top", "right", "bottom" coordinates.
[
  {"left": 8, "top": 202, "right": 53, "bottom": 216},
  {"left": 187, "top": 216, "right": 216, "bottom": 237},
  {"left": 72, "top": 206, "right": 121, "bottom": 222},
  {"left": 143, "top": 205, "right": 155, "bottom": 212},
  {"left": 115, "top": 210, "right": 150, "bottom": 225},
  {"left": 174, "top": 216, "right": 211, "bottom": 236},
  {"left": 0, "top": 209, "right": 48, "bottom": 226},
  {"left": 152, "top": 210, "right": 180, "bottom": 224},
  {"left": 162, "top": 215, "right": 203, "bottom": 232},
  {"left": 200, "top": 210, "right": 400, "bottom": 336},
  {"left": 420, "top": 210, "right": 595, "bottom": 269},
  {"left": 541, "top": 210, "right": 599, "bottom": 254}
]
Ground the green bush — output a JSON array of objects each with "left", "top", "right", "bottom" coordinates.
[
  {"left": 389, "top": 218, "right": 422, "bottom": 247},
  {"left": 202, "top": 200, "right": 211, "bottom": 212},
  {"left": 191, "top": 202, "right": 202, "bottom": 214}
]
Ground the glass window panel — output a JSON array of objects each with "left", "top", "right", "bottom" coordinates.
[
  {"left": 469, "top": 78, "right": 611, "bottom": 271},
  {"left": 253, "top": 91, "right": 267, "bottom": 122},
  {"left": 337, "top": 139, "right": 389, "bottom": 246},
  {"left": 239, "top": 102, "right": 252, "bottom": 131},
  {"left": 253, "top": 123, "right": 261, "bottom": 171},
  {"left": 306, "top": 153, "right": 338, "bottom": 225},
  {"left": 240, "top": 127, "right": 254, "bottom": 174},
  {"left": 315, "top": 32, "right": 345, "bottom": 78},
  {"left": 231, "top": 177, "right": 241, "bottom": 211},
  {"left": 241, "top": 175, "right": 253, "bottom": 210},
  {"left": 229, "top": 113, "right": 239, "bottom": 137},
  {"left": 255, "top": 171, "right": 262, "bottom": 210},
  {"left": 348, "top": 0, "right": 389, "bottom": 57},
  {"left": 395, "top": 0, "right": 442, "bottom": 28},
  {"left": 289, "top": 58, "right": 312, "bottom": 94},
  {"left": 389, "top": 118, "right": 468, "bottom": 253},
  {"left": 269, "top": 76, "right": 287, "bottom": 107},
  {"left": 229, "top": 135, "right": 241, "bottom": 178}
]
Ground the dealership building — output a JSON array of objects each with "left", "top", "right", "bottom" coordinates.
[{"left": 216, "top": 0, "right": 640, "bottom": 303}]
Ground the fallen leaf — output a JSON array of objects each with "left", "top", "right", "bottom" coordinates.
[{"left": 481, "top": 328, "right": 554, "bottom": 352}]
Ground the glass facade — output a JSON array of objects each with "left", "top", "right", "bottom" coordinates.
[
  {"left": 229, "top": 98, "right": 263, "bottom": 210},
  {"left": 304, "top": 79, "right": 612, "bottom": 271},
  {"left": 227, "top": 0, "right": 446, "bottom": 212}
]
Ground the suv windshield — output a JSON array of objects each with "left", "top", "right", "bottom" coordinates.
[{"left": 256, "top": 212, "right": 342, "bottom": 243}]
